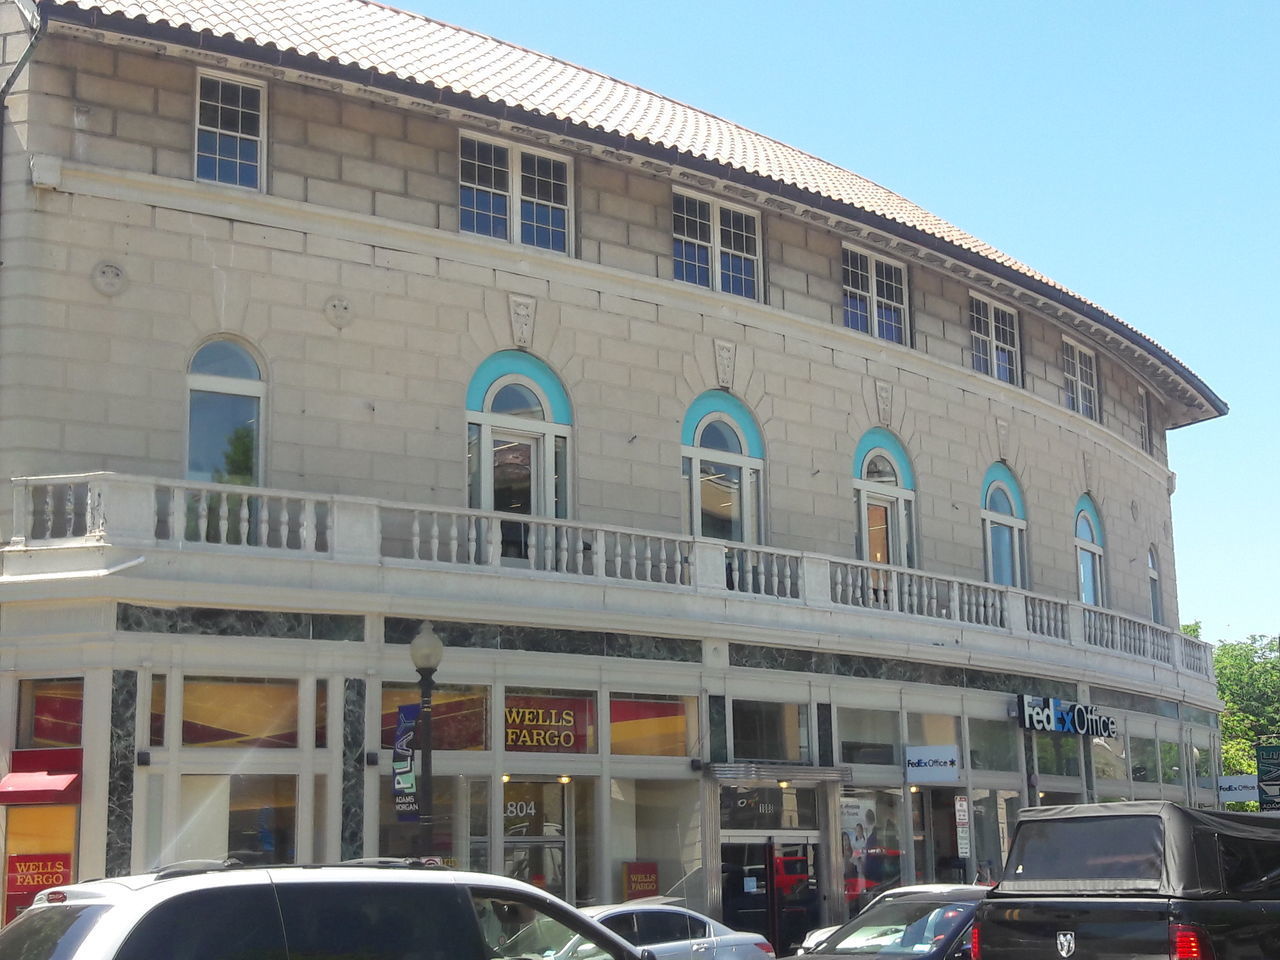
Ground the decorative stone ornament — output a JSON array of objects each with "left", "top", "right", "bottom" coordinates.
[
  {"left": 90, "top": 260, "right": 127, "bottom": 297},
  {"left": 509, "top": 294, "right": 535, "bottom": 349},
  {"left": 995, "top": 417, "right": 1010, "bottom": 461},
  {"left": 713, "top": 339, "right": 735, "bottom": 389},
  {"left": 1081, "top": 453, "right": 1093, "bottom": 492},
  {"left": 875, "top": 380, "right": 893, "bottom": 427},
  {"left": 323, "top": 294, "right": 354, "bottom": 329}
]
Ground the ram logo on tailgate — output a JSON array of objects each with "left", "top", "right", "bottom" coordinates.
[{"left": 1055, "top": 931, "right": 1076, "bottom": 957}]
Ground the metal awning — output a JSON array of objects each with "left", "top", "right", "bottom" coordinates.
[{"left": 709, "top": 763, "right": 851, "bottom": 784}]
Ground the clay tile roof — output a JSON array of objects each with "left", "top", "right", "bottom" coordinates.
[{"left": 36, "top": 0, "right": 1225, "bottom": 418}]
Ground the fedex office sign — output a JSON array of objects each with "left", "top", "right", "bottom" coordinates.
[{"left": 1017, "top": 695, "right": 1117, "bottom": 739}]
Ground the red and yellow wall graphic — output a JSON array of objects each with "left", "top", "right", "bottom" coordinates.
[
  {"left": 380, "top": 685, "right": 488, "bottom": 751},
  {"left": 608, "top": 698, "right": 689, "bottom": 756},
  {"left": 27, "top": 681, "right": 83, "bottom": 748},
  {"left": 181, "top": 678, "right": 299, "bottom": 748}
]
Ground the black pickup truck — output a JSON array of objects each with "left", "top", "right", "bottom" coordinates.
[{"left": 973, "top": 801, "right": 1280, "bottom": 960}]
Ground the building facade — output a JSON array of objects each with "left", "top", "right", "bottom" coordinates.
[{"left": 0, "top": 0, "right": 1225, "bottom": 941}]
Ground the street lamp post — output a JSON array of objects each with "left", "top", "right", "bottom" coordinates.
[{"left": 410, "top": 622, "right": 446, "bottom": 857}]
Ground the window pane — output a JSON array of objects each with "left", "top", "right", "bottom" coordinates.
[
  {"left": 968, "top": 718, "right": 1018, "bottom": 770},
  {"left": 191, "top": 340, "right": 260, "bottom": 378},
  {"left": 837, "top": 707, "right": 900, "bottom": 765},
  {"left": 698, "top": 419, "right": 741, "bottom": 453},
  {"left": 866, "top": 502, "right": 891, "bottom": 564},
  {"left": 379, "top": 683, "right": 489, "bottom": 750},
  {"left": 1160, "top": 740, "right": 1184, "bottom": 784},
  {"left": 504, "top": 688, "right": 597, "bottom": 754},
  {"left": 493, "top": 438, "right": 533, "bottom": 515},
  {"left": 1078, "top": 548, "right": 1101, "bottom": 605},
  {"left": 177, "top": 774, "right": 297, "bottom": 864},
  {"left": 610, "top": 693, "right": 698, "bottom": 756},
  {"left": 907, "top": 713, "right": 959, "bottom": 747},
  {"left": 608, "top": 779, "right": 703, "bottom": 908},
  {"left": 864, "top": 455, "right": 897, "bottom": 483},
  {"left": 114, "top": 886, "right": 285, "bottom": 960},
  {"left": 839, "top": 789, "right": 904, "bottom": 911},
  {"left": 1130, "top": 736, "right": 1158, "bottom": 782},
  {"left": 1092, "top": 730, "right": 1128, "bottom": 781},
  {"left": 182, "top": 677, "right": 298, "bottom": 747},
  {"left": 990, "top": 522, "right": 1015, "bottom": 585},
  {"left": 987, "top": 487, "right": 1013, "bottom": 514},
  {"left": 1035, "top": 731, "right": 1080, "bottom": 777},
  {"left": 188, "top": 391, "right": 259, "bottom": 485},
  {"left": 17, "top": 678, "right": 83, "bottom": 748},
  {"left": 732, "top": 700, "right": 809, "bottom": 763},
  {"left": 700, "top": 461, "right": 742, "bottom": 541},
  {"left": 490, "top": 383, "right": 544, "bottom": 418}
]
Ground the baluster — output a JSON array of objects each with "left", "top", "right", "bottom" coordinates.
[
  {"left": 428, "top": 513, "right": 440, "bottom": 562},
  {"left": 408, "top": 513, "right": 421, "bottom": 561},
  {"left": 575, "top": 530, "right": 586, "bottom": 574},
  {"left": 593, "top": 529, "right": 605, "bottom": 578},
  {"left": 447, "top": 516, "right": 459, "bottom": 563},
  {"left": 610, "top": 533, "right": 622, "bottom": 579},
  {"left": 641, "top": 538, "right": 653, "bottom": 582},
  {"left": 541, "top": 522, "right": 554, "bottom": 571},
  {"left": 196, "top": 491, "right": 210, "bottom": 544},
  {"left": 165, "top": 486, "right": 177, "bottom": 541},
  {"left": 236, "top": 495, "right": 249, "bottom": 546},
  {"left": 887, "top": 570, "right": 899, "bottom": 611},
  {"left": 623, "top": 536, "right": 635, "bottom": 581},
  {"left": 270, "top": 495, "right": 286, "bottom": 547},
  {"left": 557, "top": 526, "right": 569, "bottom": 573},
  {"left": 301, "top": 501, "right": 315, "bottom": 551},
  {"left": 487, "top": 516, "right": 500, "bottom": 566},
  {"left": 62, "top": 484, "right": 75, "bottom": 537},
  {"left": 853, "top": 567, "right": 864, "bottom": 606},
  {"left": 725, "top": 549, "right": 738, "bottom": 592},
  {"left": 213, "top": 492, "right": 227, "bottom": 543},
  {"left": 657, "top": 540, "right": 669, "bottom": 584},
  {"left": 39, "top": 484, "right": 53, "bottom": 540},
  {"left": 466, "top": 517, "right": 478, "bottom": 563},
  {"left": 257, "top": 496, "right": 270, "bottom": 547},
  {"left": 782, "top": 557, "right": 794, "bottom": 598}
]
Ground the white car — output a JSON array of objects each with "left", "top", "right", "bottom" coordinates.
[
  {"left": 0, "top": 859, "right": 651, "bottom": 960},
  {"left": 583, "top": 902, "right": 776, "bottom": 960}
]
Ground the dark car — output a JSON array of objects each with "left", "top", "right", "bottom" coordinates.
[{"left": 802, "top": 886, "right": 985, "bottom": 960}]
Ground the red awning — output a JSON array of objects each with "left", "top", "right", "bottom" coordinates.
[{"left": 0, "top": 771, "right": 80, "bottom": 804}]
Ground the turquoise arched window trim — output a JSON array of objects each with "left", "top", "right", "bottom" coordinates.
[
  {"left": 1075, "top": 493, "right": 1104, "bottom": 546},
  {"left": 680, "top": 390, "right": 764, "bottom": 459},
  {"left": 465, "top": 350, "right": 572, "bottom": 425},
  {"left": 981, "top": 462, "right": 1026, "bottom": 519},
  {"left": 853, "top": 427, "right": 915, "bottom": 490}
]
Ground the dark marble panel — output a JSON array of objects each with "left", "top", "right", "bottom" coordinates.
[
  {"left": 341, "top": 678, "right": 366, "bottom": 862},
  {"left": 729, "top": 642, "right": 1077, "bottom": 701},
  {"left": 106, "top": 670, "right": 136, "bottom": 878},
  {"left": 118, "top": 604, "right": 362, "bottom": 642},
  {"left": 396, "top": 621, "right": 702, "bottom": 663},
  {"left": 384, "top": 617, "right": 423, "bottom": 646},
  {"left": 708, "top": 695, "right": 728, "bottom": 764},
  {"left": 817, "top": 703, "right": 834, "bottom": 767}
]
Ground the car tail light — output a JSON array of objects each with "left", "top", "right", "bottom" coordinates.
[
  {"left": 753, "top": 940, "right": 775, "bottom": 956},
  {"left": 44, "top": 891, "right": 67, "bottom": 904},
  {"left": 1170, "top": 923, "right": 1216, "bottom": 960},
  {"left": 969, "top": 922, "right": 981, "bottom": 960}
]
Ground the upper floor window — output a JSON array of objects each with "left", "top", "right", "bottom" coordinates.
[
  {"left": 1138, "top": 388, "right": 1155, "bottom": 455},
  {"left": 459, "top": 136, "right": 570, "bottom": 253},
  {"left": 196, "top": 73, "right": 263, "bottom": 189},
  {"left": 1074, "top": 495, "right": 1105, "bottom": 606},
  {"left": 1062, "top": 338, "right": 1100, "bottom": 421},
  {"left": 466, "top": 352, "right": 571, "bottom": 558},
  {"left": 681, "top": 392, "right": 764, "bottom": 543},
  {"left": 1147, "top": 547, "right": 1163, "bottom": 624},
  {"left": 188, "top": 339, "right": 263, "bottom": 485},
  {"left": 842, "top": 247, "right": 907, "bottom": 344},
  {"left": 969, "top": 294, "right": 1020, "bottom": 384},
  {"left": 852, "top": 428, "right": 916, "bottom": 567},
  {"left": 981, "top": 464, "right": 1027, "bottom": 588},
  {"left": 672, "top": 193, "right": 758, "bottom": 300}
]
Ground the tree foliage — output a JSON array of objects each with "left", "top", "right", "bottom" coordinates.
[{"left": 1212, "top": 633, "right": 1280, "bottom": 776}]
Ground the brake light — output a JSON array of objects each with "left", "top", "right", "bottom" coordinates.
[
  {"left": 1169, "top": 923, "right": 1215, "bottom": 960},
  {"left": 753, "top": 940, "right": 775, "bottom": 956},
  {"left": 970, "top": 922, "right": 981, "bottom": 960},
  {"left": 44, "top": 891, "right": 67, "bottom": 903}
]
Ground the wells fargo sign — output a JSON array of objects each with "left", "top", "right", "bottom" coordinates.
[
  {"left": 5, "top": 853, "right": 72, "bottom": 923},
  {"left": 622, "top": 861, "right": 659, "bottom": 900},
  {"left": 504, "top": 695, "right": 595, "bottom": 753}
]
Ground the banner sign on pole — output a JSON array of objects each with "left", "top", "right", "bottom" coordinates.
[
  {"left": 393, "top": 703, "right": 420, "bottom": 822},
  {"left": 1257, "top": 745, "right": 1280, "bottom": 811}
]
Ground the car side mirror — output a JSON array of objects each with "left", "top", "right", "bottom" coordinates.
[{"left": 639, "top": 950, "right": 657, "bottom": 960}]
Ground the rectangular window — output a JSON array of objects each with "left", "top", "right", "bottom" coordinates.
[
  {"left": 969, "top": 294, "right": 1020, "bottom": 384},
  {"left": 182, "top": 677, "right": 298, "bottom": 748},
  {"left": 1062, "top": 338, "right": 1100, "bottom": 421},
  {"left": 178, "top": 773, "right": 295, "bottom": 863},
  {"left": 17, "top": 678, "right": 83, "bottom": 748},
  {"left": 731, "top": 699, "right": 809, "bottom": 763},
  {"left": 460, "top": 135, "right": 569, "bottom": 253},
  {"left": 837, "top": 706, "right": 901, "bottom": 765},
  {"left": 1138, "top": 388, "right": 1155, "bottom": 454},
  {"left": 379, "top": 682, "right": 489, "bottom": 751},
  {"left": 842, "top": 247, "right": 908, "bottom": 344},
  {"left": 609, "top": 693, "right": 698, "bottom": 756},
  {"left": 673, "top": 192, "right": 758, "bottom": 300},
  {"left": 195, "top": 73, "right": 263, "bottom": 189}
]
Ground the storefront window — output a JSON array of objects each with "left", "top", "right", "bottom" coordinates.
[
  {"left": 1034, "top": 732, "right": 1080, "bottom": 777},
  {"left": 609, "top": 693, "right": 698, "bottom": 756},
  {"left": 2, "top": 805, "right": 77, "bottom": 923},
  {"left": 1193, "top": 741, "right": 1213, "bottom": 789},
  {"left": 968, "top": 719, "right": 1018, "bottom": 770},
  {"left": 732, "top": 700, "right": 809, "bottom": 763},
  {"left": 1159, "top": 740, "right": 1184, "bottom": 785},
  {"left": 505, "top": 688, "right": 597, "bottom": 754},
  {"left": 838, "top": 789, "right": 904, "bottom": 916},
  {"left": 836, "top": 707, "right": 900, "bottom": 765},
  {"left": 177, "top": 773, "right": 296, "bottom": 864},
  {"left": 182, "top": 677, "right": 298, "bottom": 747},
  {"left": 379, "top": 774, "right": 479, "bottom": 864},
  {"left": 380, "top": 683, "right": 489, "bottom": 750},
  {"left": 1091, "top": 733, "right": 1128, "bottom": 781},
  {"left": 721, "top": 785, "right": 818, "bottom": 830},
  {"left": 471, "top": 779, "right": 490, "bottom": 870},
  {"left": 907, "top": 713, "right": 960, "bottom": 748},
  {"left": 970, "top": 789, "right": 1020, "bottom": 884},
  {"left": 17, "top": 678, "right": 83, "bottom": 748},
  {"left": 503, "top": 780, "right": 568, "bottom": 900},
  {"left": 609, "top": 779, "right": 702, "bottom": 909},
  {"left": 1130, "top": 736, "right": 1158, "bottom": 783}
]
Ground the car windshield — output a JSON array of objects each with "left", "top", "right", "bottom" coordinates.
[
  {"left": 0, "top": 904, "right": 111, "bottom": 960},
  {"left": 820, "top": 898, "right": 975, "bottom": 957}
]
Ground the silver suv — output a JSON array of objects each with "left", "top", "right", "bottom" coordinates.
[{"left": 0, "top": 860, "right": 653, "bottom": 960}]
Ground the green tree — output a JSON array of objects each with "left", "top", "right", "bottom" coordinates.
[{"left": 1212, "top": 633, "right": 1280, "bottom": 811}]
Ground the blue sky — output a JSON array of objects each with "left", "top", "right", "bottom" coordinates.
[{"left": 400, "top": 0, "right": 1279, "bottom": 643}]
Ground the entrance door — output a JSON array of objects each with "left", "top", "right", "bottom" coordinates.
[
  {"left": 720, "top": 837, "right": 821, "bottom": 955},
  {"left": 910, "top": 788, "right": 964, "bottom": 884},
  {"left": 502, "top": 780, "right": 569, "bottom": 900}
]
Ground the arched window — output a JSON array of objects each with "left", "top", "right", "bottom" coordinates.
[
  {"left": 680, "top": 392, "right": 764, "bottom": 543},
  {"left": 1074, "top": 496, "right": 1105, "bottom": 606},
  {"left": 852, "top": 428, "right": 915, "bottom": 567},
  {"left": 187, "top": 339, "right": 263, "bottom": 485},
  {"left": 980, "top": 464, "right": 1027, "bottom": 588},
  {"left": 1147, "top": 547, "right": 1163, "bottom": 624},
  {"left": 466, "top": 352, "right": 571, "bottom": 557}
]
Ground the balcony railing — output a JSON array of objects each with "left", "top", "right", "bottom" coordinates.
[{"left": 6, "top": 473, "right": 1214, "bottom": 680}]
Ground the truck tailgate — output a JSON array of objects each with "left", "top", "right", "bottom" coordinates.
[{"left": 978, "top": 898, "right": 1171, "bottom": 960}]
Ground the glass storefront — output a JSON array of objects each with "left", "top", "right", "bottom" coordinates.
[
  {"left": 836, "top": 708, "right": 900, "bottom": 765},
  {"left": 838, "top": 788, "right": 904, "bottom": 915},
  {"left": 176, "top": 773, "right": 296, "bottom": 864},
  {"left": 608, "top": 779, "right": 702, "bottom": 908}
]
